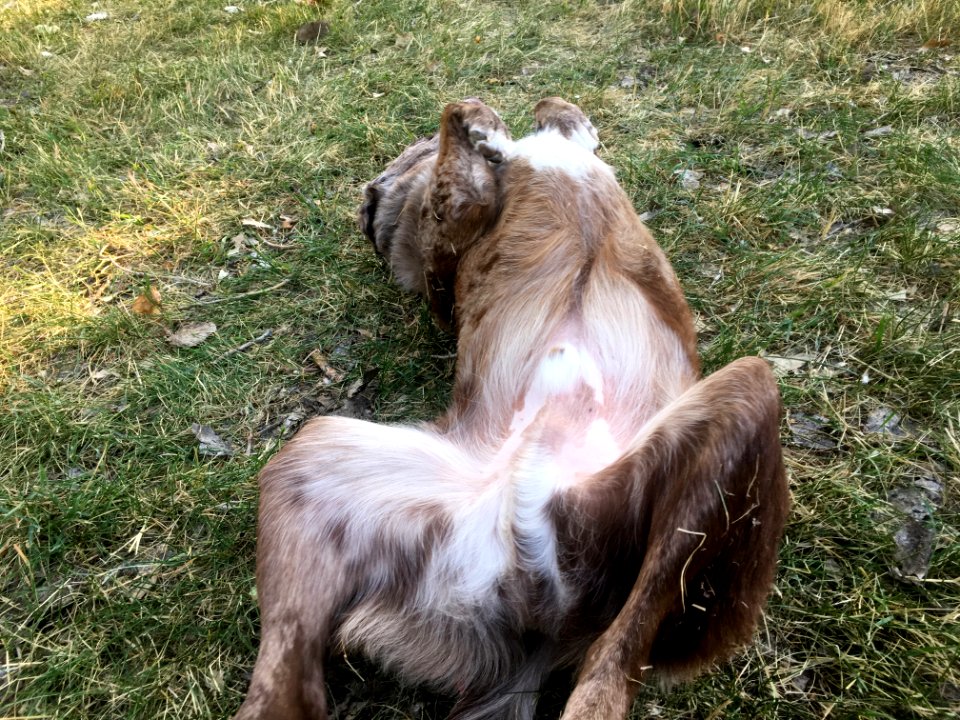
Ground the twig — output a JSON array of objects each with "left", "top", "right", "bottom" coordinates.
[
  {"left": 194, "top": 279, "right": 289, "bottom": 305},
  {"left": 108, "top": 258, "right": 212, "bottom": 287},
  {"left": 262, "top": 238, "right": 298, "bottom": 250},
  {"left": 218, "top": 329, "right": 274, "bottom": 359}
]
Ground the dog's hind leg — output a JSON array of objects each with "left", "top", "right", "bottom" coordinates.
[
  {"left": 558, "top": 357, "right": 790, "bottom": 720},
  {"left": 233, "top": 417, "right": 462, "bottom": 720}
]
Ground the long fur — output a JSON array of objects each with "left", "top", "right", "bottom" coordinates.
[{"left": 233, "top": 98, "right": 790, "bottom": 720}]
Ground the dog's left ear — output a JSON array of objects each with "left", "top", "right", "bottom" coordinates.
[
  {"left": 421, "top": 99, "right": 511, "bottom": 329},
  {"left": 358, "top": 136, "right": 440, "bottom": 295}
]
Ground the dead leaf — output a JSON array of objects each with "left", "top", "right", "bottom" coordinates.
[
  {"left": 131, "top": 286, "right": 162, "bottom": 315},
  {"left": 241, "top": 218, "right": 273, "bottom": 232},
  {"left": 886, "top": 288, "right": 911, "bottom": 301},
  {"left": 166, "top": 321, "right": 217, "bottom": 348},
  {"left": 863, "top": 406, "right": 908, "bottom": 436},
  {"left": 279, "top": 214, "right": 298, "bottom": 231},
  {"left": 765, "top": 355, "right": 808, "bottom": 376},
  {"left": 677, "top": 169, "right": 703, "bottom": 190},
  {"left": 935, "top": 219, "right": 958, "bottom": 235},
  {"left": 787, "top": 412, "right": 838, "bottom": 451},
  {"left": 337, "top": 375, "right": 379, "bottom": 420},
  {"left": 229, "top": 232, "right": 257, "bottom": 257},
  {"left": 863, "top": 125, "right": 894, "bottom": 139},
  {"left": 191, "top": 424, "right": 234, "bottom": 457},
  {"left": 888, "top": 472, "right": 943, "bottom": 521},
  {"left": 892, "top": 518, "right": 935, "bottom": 580},
  {"left": 921, "top": 37, "right": 951, "bottom": 50}
]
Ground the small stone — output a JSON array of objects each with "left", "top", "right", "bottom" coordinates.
[{"left": 295, "top": 19, "right": 329, "bottom": 45}]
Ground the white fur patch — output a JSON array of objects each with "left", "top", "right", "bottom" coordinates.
[{"left": 509, "top": 131, "right": 612, "bottom": 180}]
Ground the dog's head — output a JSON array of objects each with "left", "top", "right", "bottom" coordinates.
[{"left": 358, "top": 98, "right": 602, "bottom": 329}]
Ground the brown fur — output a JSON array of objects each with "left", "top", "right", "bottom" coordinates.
[{"left": 233, "top": 98, "right": 790, "bottom": 720}]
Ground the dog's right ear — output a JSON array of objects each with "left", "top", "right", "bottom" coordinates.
[{"left": 420, "top": 99, "right": 512, "bottom": 329}]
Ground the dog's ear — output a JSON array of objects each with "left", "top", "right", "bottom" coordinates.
[
  {"left": 421, "top": 99, "right": 511, "bottom": 329},
  {"left": 533, "top": 97, "right": 599, "bottom": 153},
  {"left": 357, "top": 136, "right": 439, "bottom": 294}
]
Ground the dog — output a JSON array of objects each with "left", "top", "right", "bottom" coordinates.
[{"left": 233, "top": 97, "right": 790, "bottom": 720}]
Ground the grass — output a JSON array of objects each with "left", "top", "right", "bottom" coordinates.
[{"left": 1, "top": 0, "right": 958, "bottom": 718}]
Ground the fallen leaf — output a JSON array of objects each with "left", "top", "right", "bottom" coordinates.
[
  {"left": 241, "top": 218, "right": 273, "bottom": 232},
  {"left": 329, "top": 369, "right": 379, "bottom": 420},
  {"left": 863, "top": 125, "right": 894, "bottom": 139},
  {"left": 765, "top": 355, "right": 807, "bottom": 375},
  {"left": 888, "top": 474, "right": 943, "bottom": 521},
  {"left": 921, "top": 37, "right": 951, "bottom": 50},
  {"left": 166, "top": 321, "right": 217, "bottom": 348},
  {"left": 863, "top": 406, "right": 908, "bottom": 436},
  {"left": 191, "top": 424, "right": 234, "bottom": 457},
  {"left": 892, "top": 518, "right": 935, "bottom": 580},
  {"left": 279, "top": 214, "right": 298, "bottom": 231},
  {"left": 229, "top": 232, "right": 258, "bottom": 257},
  {"left": 131, "top": 286, "right": 162, "bottom": 315},
  {"left": 935, "top": 219, "right": 958, "bottom": 235},
  {"left": 867, "top": 206, "right": 895, "bottom": 225},
  {"left": 677, "top": 169, "right": 703, "bottom": 190},
  {"left": 89, "top": 368, "right": 116, "bottom": 382},
  {"left": 787, "top": 412, "right": 838, "bottom": 451}
]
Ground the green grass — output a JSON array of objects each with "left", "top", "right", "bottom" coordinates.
[{"left": 2, "top": 0, "right": 959, "bottom": 718}]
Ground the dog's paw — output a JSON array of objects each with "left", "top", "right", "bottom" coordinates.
[{"left": 533, "top": 97, "right": 599, "bottom": 152}]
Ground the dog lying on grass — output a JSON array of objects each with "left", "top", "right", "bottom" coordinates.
[{"left": 233, "top": 97, "right": 790, "bottom": 720}]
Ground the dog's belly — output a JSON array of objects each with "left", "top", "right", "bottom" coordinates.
[{"left": 488, "top": 341, "right": 623, "bottom": 486}]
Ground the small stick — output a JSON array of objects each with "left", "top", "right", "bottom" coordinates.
[
  {"left": 194, "top": 279, "right": 289, "bottom": 305},
  {"left": 218, "top": 329, "right": 274, "bottom": 359},
  {"left": 262, "top": 238, "right": 298, "bottom": 250}
]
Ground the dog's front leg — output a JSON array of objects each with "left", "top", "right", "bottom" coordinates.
[
  {"left": 559, "top": 357, "right": 790, "bottom": 720},
  {"left": 420, "top": 99, "right": 511, "bottom": 329}
]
